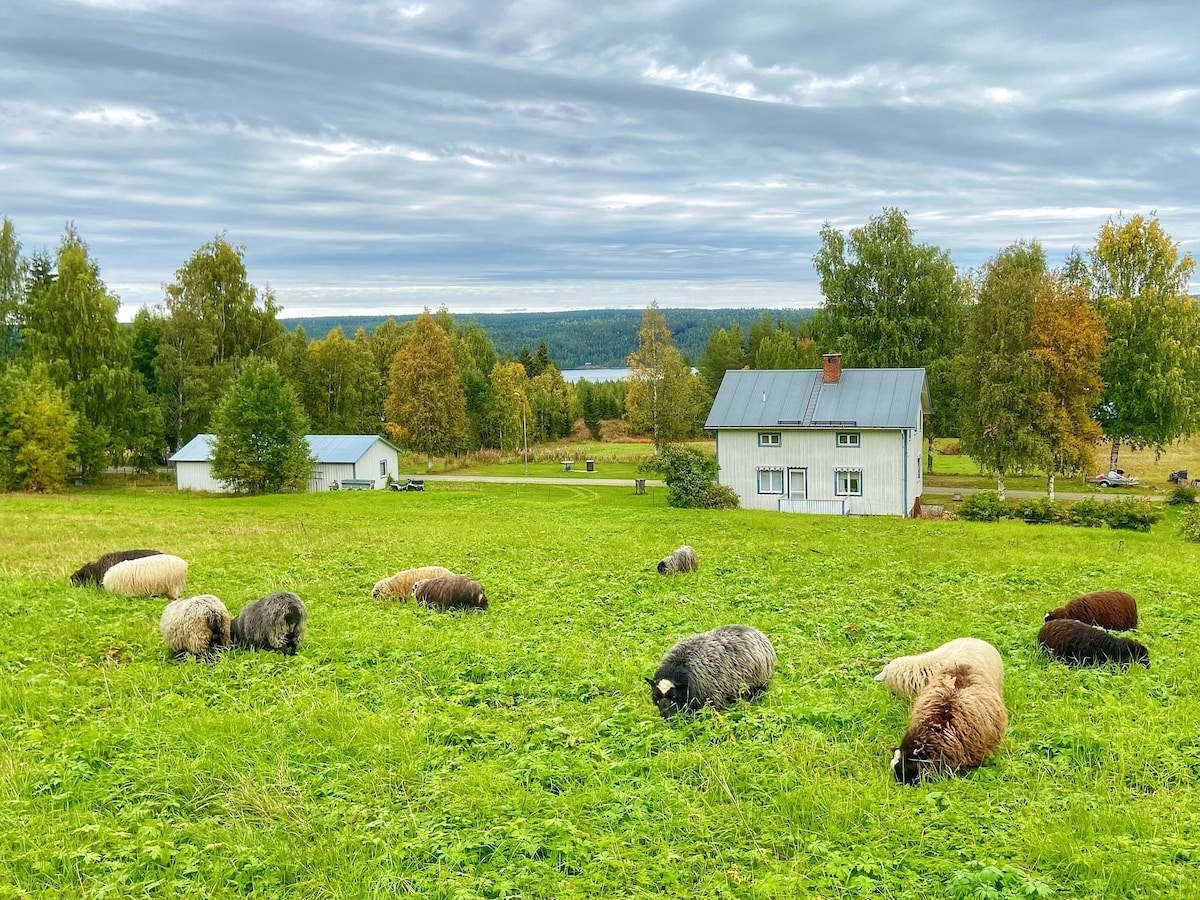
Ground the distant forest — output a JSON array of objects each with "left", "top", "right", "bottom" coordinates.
[{"left": 280, "top": 308, "right": 817, "bottom": 369}]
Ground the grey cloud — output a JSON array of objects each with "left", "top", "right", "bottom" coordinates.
[{"left": 1, "top": 0, "right": 1196, "bottom": 319}]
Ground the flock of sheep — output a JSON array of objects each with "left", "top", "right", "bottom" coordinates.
[{"left": 71, "top": 543, "right": 1148, "bottom": 785}]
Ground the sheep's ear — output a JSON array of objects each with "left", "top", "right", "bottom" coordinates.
[
  {"left": 873, "top": 669, "right": 886, "bottom": 681},
  {"left": 1043, "top": 612, "right": 1053, "bottom": 622},
  {"left": 644, "top": 677, "right": 657, "bottom": 688}
]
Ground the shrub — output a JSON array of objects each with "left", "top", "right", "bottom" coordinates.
[
  {"left": 1167, "top": 484, "right": 1199, "bottom": 506},
  {"left": 1100, "top": 498, "right": 1162, "bottom": 532},
  {"left": 1179, "top": 506, "right": 1200, "bottom": 542},
  {"left": 1011, "top": 497, "right": 1061, "bottom": 524},
  {"left": 1065, "top": 498, "right": 1109, "bottom": 529},
  {"left": 938, "top": 440, "right": 962, "bottom": 456},
  {"left": 641, "top": 444, "right": 735, "bottom": 509},
  {"left": 958, "top": 491, "right": 1006, "bottom": 522}
]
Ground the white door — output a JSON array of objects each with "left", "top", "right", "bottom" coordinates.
[{"left": 787, "top": 468, "right": 807, "bottom": 500}]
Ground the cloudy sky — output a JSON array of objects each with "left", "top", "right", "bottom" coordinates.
[{"left": 2, "top": 0, "right": 1197, "bottom": 321}]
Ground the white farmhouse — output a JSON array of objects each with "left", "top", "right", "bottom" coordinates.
[
  {"left": 169, "top": 434, "right": 402, "bottom": 493},
  {"left": 705, "top": 354, "right": 929, "bottom": 516}
]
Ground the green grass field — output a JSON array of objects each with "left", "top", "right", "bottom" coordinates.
[{"left": 2, "top": 484, "right": 1198, "bottom": 898}]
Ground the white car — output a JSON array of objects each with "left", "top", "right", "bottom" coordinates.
[{"left": 1088, "top": 469, "right": 1139, "bottom": 488}]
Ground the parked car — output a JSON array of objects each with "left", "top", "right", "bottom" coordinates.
[{"left": 1088, "top": 469, "right": 1139, "bottom": 488}]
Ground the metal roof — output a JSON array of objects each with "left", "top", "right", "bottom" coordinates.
[
  {"left": 168, "top": 434, "right": 399, "bottom": 464},
  {"left": 704, "top": 368, "right": 929, "bottom": 430}
]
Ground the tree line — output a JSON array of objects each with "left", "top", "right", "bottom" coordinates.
[
  {"left": 691, "top": 208, "right": 1196, "bottom": 500},
  {"left": 2, "top": 208, "right": 1196, "bottom": 495}
]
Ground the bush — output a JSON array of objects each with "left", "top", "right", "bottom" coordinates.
[
  {"left": 1168, "top": 484, "right": 1199, "bottom": 506},
  {"left": 1099, "top": 498, "right": 1162, "bottom": 532},
  {"left": 641, "top": 444, "right": 736, "bottom": 509},
  {"left": 1179, "top": 506, "right": 1200, "bottom": 542},
  {"left": 1011, "top": 497, "right": 1061, "bottom": 524},
  {"left": 958, "top": 491, "right": 1006, "bottom": 522},
  {"left": 1065, "top": 498, "right": 1109, "bottom": 529}
]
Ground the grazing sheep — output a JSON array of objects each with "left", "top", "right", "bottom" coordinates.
[
  {"left": 231, "top": 591, "right": 307, "bottom": 655},
  {"left": 371, "top": 565, "right": 454, "bottom": 601},
  {"left": 412, "top": 575, "right": 488, "bottom": 610},
  {"left": 874, "top": 637, "right": 1004, "bottom": 698},
  {"left": 160, "top": 594, "right": 231, "bottom": 659},
  {"left": 102, "top": 554, "right": 188, "bottom": 600},
  {"left": 71, "top": 549, "right": 163, "bottom": 586},
  {"left": 892, "top": 662, "right": 1008, "bottom": 784},
  {"left": 657, "top": 545, "right": 698, "bottom": 575},
  {"left": 1045, "top": 590, "right": 1138, "bottom": 631},
  {"left": 1037, "top": 619, "right": 1149, "bottom": 668},
  {"left": 647, "top": 624, "right": 775, "bottom": 718}
]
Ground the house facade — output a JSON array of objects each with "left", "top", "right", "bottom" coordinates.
[
  {"left": 705, "top": 355, "right": 929, "bottom": 516},
  {"left": 168, "top": 434, "right": 402, "bottom": 493}
]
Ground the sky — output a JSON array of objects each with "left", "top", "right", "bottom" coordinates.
[{"left": 2, "top": 0, "right": 1197, "bottom": 322}]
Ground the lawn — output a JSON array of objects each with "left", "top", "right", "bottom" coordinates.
[{"left": 1, "top": 484, "right": 1198, "bottom": 898}]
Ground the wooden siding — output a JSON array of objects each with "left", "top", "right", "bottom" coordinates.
[{"left": 716, "top": 426, "right": 922, "bottom": 516}]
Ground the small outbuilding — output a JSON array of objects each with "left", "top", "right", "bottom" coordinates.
[
  {"left": 705, "top": 355, "right": 929, "bottom": 516},
  {"left": 168, "top": 434, "right": 402, "bottom": 493}
]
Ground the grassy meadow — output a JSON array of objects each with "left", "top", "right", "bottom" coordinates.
[{"left": 1, "top": 483, "right": 1199, "bottom": 898}]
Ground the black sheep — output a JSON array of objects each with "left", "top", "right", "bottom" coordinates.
[
  {"left": 1038, "top": 619, "right": 1149, "bottom": 668},
  {"left": 71, "top": 549, "right": 163, "bottom": 586}
]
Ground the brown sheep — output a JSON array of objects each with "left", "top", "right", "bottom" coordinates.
[
  {"left": 892, "top": 662, "right": 1007, "bottom": 784},
  {"left": 412, "top": 575, "right": 488, "bottom": 611},
  {"left": 1044, "top": 590, "right": 1137, "bottom": 631},
  {"left": 1038, "top": 619, "right": 1149, "bottom": 668}
]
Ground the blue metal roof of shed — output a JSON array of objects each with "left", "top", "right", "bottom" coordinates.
[
  {"left": 704, "top": 368, "right": 929, "bottom": 430},
  {"left": 169, "top": 434, "right": 399, "bottom": 464}
]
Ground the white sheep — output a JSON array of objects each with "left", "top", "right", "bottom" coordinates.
[
  {"left": 874, "top": 637, "right": 1003, "bottom": 698},
  {"left": 102, "top": 554, "right": 189, "bottom": 600},
  {"left": 160, "top": 594, "right": 231, "bottom": 659}
]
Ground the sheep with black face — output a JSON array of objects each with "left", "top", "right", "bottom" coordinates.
[
  {"left": 647, "top": 624, "right": 775, "bottom": 718},
  {"left": 657, "top": 545, "right": 698, "bottom": 575}
]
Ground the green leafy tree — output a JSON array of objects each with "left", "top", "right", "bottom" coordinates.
[
  {"left": 698, "top": 325, "right": 746, "bottom": 395},
  {"left": 384, "top": 311, "right": 468, "bottom": 466},
  {"left": 157, "top": 235, "right": 282, "bottom": 449},
  {"left": 957, "top": 241, "right": 1048, "bottom": 499},
  {"left": 754, "top": 327, "right": 804, "bottom": 369},
  {"left": 0, "top": 364, "right": 77, "bottom": 492},
  {"left": 210, "top": 358, "right": 313, "bottom": 494},
  {"left": 0, "top": 216, "right": 25, "bottom": 363},
  {"left": 626, "top": 303, "right": 706, "bottom": 448},
  {"left": 527, "top": 365, "right": 571, "bottom": 443},
  {"left": 305, "top": 327, "right": 382, "bottom": 434},
  {"left": 367, "top": 317, "right": 405, "bottom": 398},
  {"left": 20, "top": 224, "right": 159, "bottom": 475},
  {"left": 1029, "top": 273, "right": 1107, "bottom": 500},
  {"left": 450, "top": 321, "right": 499, "bottom": 449},
  {"left": 813, "top": 207, "right": 967, "bottom": 470},
  {"left": 488, "top": 361, "right": 527, "bottom": 451},
  {"left": 1089, "top": 214, "right": 1200, "bottom": 469}
]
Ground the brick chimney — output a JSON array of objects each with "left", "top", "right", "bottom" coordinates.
[{"left": 822, "top": 353, "right": 842, "bottom": 384}]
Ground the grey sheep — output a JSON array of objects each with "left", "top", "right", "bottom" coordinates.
[
  {"left": 160, "top": 594, "right": 231, "bottom": 659},
  {"left": 647, "top": 624, "right": 775, "bottom": 718},
  {"left": 71, "top": 549, "right": 162, "bottom": 586},
  {"left": 232, "top": 591, "right": 308, "bottom": 655},
  {"left": 892, "top": 661, "right": 1008, "bottom": 784},
  {"left": 412, "top": 575, "right": 488, "bottom": 610},
  {"left": 657, "top": 545, "right": 698, "bottom": 575}
]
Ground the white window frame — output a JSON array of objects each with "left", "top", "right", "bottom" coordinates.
[
  {"left": 379, "top": 459, "right": 388, "bottom": 476},
  {"left": 836, "top": 432, "right": 861, "bottom": 448},
  {"left": 835, "top": 468, "right": 863, "bottom": 496},
  {"left": 757, "top": 467, "right": 784, "bottom": 495},
  {"left": 758, "top": 432, "right": 781, "bottom": 447}
]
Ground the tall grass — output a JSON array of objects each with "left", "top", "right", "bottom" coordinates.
[{"left": 1, "top": 485, "right": 1198, "bottom": 898}]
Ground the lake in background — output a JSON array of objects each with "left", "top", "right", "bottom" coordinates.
[{"left": 560, "top": 367, "right": 631, "bottom": 383}]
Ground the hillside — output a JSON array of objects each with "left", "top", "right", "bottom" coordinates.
[{"left": 280, "top": 307, "right": 816, "bottom": 369}]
